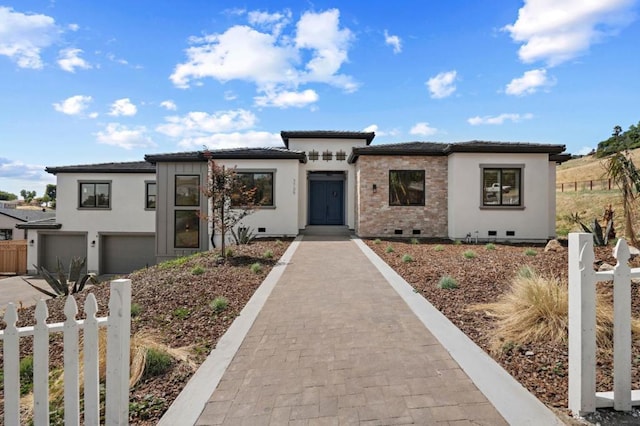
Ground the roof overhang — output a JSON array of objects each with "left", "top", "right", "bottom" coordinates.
[{"left": 281, "top": 131, "right": 375, "bottom": 148}]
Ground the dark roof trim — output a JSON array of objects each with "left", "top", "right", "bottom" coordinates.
[
  {"left": 46, "top": 161, "right": 155, "bottom": 175},
  {"left": 281, "top": 131, "right": 375, "bottom": 148},
  {"left": 146, "top": 148, "right": 307, "bottom": 164},
  {"left": 16, "top": 220, "right": 62, "bottom": 230},
  {"left": 550, "top": 153, "right": 572, "bottom": 163},
  {"left": 443, "top": 141, "right": 566, "bottom": 155}
]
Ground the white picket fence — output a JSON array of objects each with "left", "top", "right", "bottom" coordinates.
[
  {"left": 568, "top": 233, "right": 640, "bottom": 416},
  {"left": 1, "top": 278, "right": 131, "bottom": 425}
]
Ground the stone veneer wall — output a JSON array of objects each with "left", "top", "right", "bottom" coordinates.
[{"left": 355, "top": 155, "right": 448, "bottom": 238}]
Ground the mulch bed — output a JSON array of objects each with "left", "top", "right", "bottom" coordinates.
[{"left": 365, "top": 238, "right": 640, "bottom": 422}]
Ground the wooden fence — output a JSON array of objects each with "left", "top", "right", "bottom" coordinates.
[
  {"left": 0, "top": 239, "right": 27, "bottom": 275},
  {"left": 557, "top": 179, "right": 613, "bottom": 192},
  {"left": 568, "top": 233, "right": 640, "bottom": 416},
  {"left": 1, "top": 279, "right": 131, "bottom": 425}
]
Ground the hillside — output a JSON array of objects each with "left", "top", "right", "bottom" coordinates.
[{"left": 555, "top": 149, "right": 640, "bottom": 238}]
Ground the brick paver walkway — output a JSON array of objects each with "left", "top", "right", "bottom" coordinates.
[{"left": 196, "top": 236, "right": 507, "bottom": 425}]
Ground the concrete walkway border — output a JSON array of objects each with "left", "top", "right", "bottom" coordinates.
[
  {"left": 353, "top": 237, "right": 563, "bottom": 425},
  {"left": 158, "top": 236, "right": 303, "bottom": 426}
]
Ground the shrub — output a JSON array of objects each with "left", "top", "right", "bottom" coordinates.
[
  {"left": 438, "top": 276, "right": 458, "bottom": 290},
  {"left": 373, "top": 238, "right": 382, "bottom": 245},
  {"left": 471, "top": 269, "right": 640, "bottom": 354},
  {"left": 224, "top": 248, "right": 234, "bottom": 258},
  {"left": 463, "top": 250, "right": 476, "bottom": 259},
  {"left": 454, "top": 240, "right": 462, "bottom": 246},
  {"left": 250, "top": 262, "right": 262, "bottom": 274},
  {"left": 263, "top": 250, "right": 273, "bottom": 259},
  {"left": 524, "top": 248, "right": 537, "bottom": 256},
  {"left": 144, "top": 348, "right": 173, "bottom": 378},
  {"left": 385, "top": 245, "right": 394, "bottom": 253},
  {"left": 173, "top": 307, "right": 190, "bottom": 320},
  {"left": 130, "top": 303, "right": 142, "bottom": 318},
  {"left": 275, "top": 239, "right": 283, "bottom": 246},
  {"left": 434, "top": 244, "right": 444, "bottom": 252},
  {"left": 402, "top": 254, "right": 413, "bottom": 263},
  {"left": 485, "top": 243, "right": 496, "bottom": 250},
  {"left": 19, "top": 356, "right": 34, "bottom": 395},
  {"left": 158, "top": 256, "right": 190, "bottom": 269},
  {"left": 410, "top": 238, "right": 419, "bottom": 245},
  {"left": 210, "top": 297, "right": 229, "bottom": 314},
  {"left": 191, "top": 265, "right": 205, "bottom": 275}
]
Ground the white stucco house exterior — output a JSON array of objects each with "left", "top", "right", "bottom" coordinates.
[{"left": 19, "top": 131, "right": 568, "bottom": 275}]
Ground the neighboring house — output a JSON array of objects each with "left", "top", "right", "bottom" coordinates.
[
  {"left": 19, "top": 131, "right": 569, "bottom": 275},
  {"left": 0, "top": 208, "right": 54, "bottom": 240}
]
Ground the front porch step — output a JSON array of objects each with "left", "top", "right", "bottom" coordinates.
[{"left": 301, "top": 225, "right": 352, "bottom": 236}]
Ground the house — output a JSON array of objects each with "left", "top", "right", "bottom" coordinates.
[
  {"left": 19, "top": 131, "right": 568, "bottom": 275},
  {"left": 0, "top": 207, "right": 54, "bottom": 241}
]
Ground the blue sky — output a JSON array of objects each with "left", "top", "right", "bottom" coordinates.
[{"left": 1, "top": 0, "right": 639, "bottom": 197}]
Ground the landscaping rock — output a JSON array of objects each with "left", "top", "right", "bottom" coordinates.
[
  {"left": 599, "top": 263, "right": 615, "bottom": 272},
  {"left": 544, "top": 239, "right": 564, "bottom": 253}
]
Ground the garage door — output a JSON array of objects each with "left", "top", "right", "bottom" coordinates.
[
  {"left": 39, "top": 234, "right": 87, "bottom": 274},
  {"left": 101, "top": 234, "right": 156, "bottom": 274}
]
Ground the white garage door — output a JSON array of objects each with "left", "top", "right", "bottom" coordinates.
[{"left": 101, "top": 234, "right": 156, "bottom": 274}]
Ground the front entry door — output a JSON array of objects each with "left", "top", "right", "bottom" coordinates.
[{"left": 309, "top": 180, "right": 344, "bottom": 225}]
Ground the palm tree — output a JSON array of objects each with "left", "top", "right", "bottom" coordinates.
[{"left": 605, "top": 126, "right": 640, "bottom": 247}]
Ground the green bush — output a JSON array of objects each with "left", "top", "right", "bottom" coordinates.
[
  {"left": 434, "top": 244, "right": 444, "bottom": 252},
  {"left": 438, "top": 276, "right": 458, "bottom": 290},
  {"left": 454, "top": 240, "right": 462, "bottom": 245},
  {"left": 263, "top": 250, "right": 273, "bottom": 259},
  {"left": 224, "top": 248, "right": 234, "bottom": 258},
  {"left": 517, "top": 265, "right": 536, "bottom": 279},
  {"left": 373, "top": 238, "right": 382, "bottom": 245},
  {"left": 463, "top": 250, "right": 477, "bottom": 259},
  {"left": 385, "top": 245, "right": 394, "bottom": 253},
  {"left": 402, "top": 254, "right": 414, "bottom": 263},
  {"left": 144, "top": 348, "right": 173, "bottom": 378},
  {"left": 485, "top": 243, "right": 496, "bottom": 250},
  {"left": 158, "top": 256, "right": 190, "bottom": 270},
  {"left": 524, "top": 248, "right": 537, "bottom": 256},
  {"left": 19, "top": 356, "right": 34, "bottom": 395},
  {"left": 250, "top": 262, "right": 262, "bottom": 274},
  {"left": 410, "top": 238, "right": 419, "bottom": 245},
  {"left": 191, "top": 265, "right": 205, "bottom": 275},
  {"left": 130, "top": 303, "right": 142, "bottom": 318},
  {"left": 173, "top": 307, "right": 190, "bottom": 320},
  {"left": 210, "top": 297, "right": 229, "bottom": 314}
]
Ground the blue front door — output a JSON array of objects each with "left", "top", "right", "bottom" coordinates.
[{"left": 309, "top": 180, "right": 344, "bottom": 225}]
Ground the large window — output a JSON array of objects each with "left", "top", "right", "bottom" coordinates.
[
  {"left": 233, "top": 172, "right": 274, "bottom": 207},
  {"left": 175, "top": 175, "right": 200, "bottom": 206},
  {"left": 482, "top": 168, "right": 521, "bottom": 206},
  {"left": 174, "top": 210, "right": 199, "bottom": 248},
  {"left": 79, "top": 182, "right": 110, "bottom": 209},
  {"left": 389, "top": 170, "right": 425, "bottom": 206},
  {"left": 145, "top": 181, "right": 156, "bottom": 209}
]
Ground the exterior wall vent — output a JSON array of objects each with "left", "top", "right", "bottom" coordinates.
[
  {"left": 488, "top": 230, "right": 497, "bottom": 236},
  {"left": 506, "top": 230, "right": 515, "bottom": 236},
  {"left": 258, "top": 227, "right": 266, "bottom": 233},
  {"left": 412, "top": 229, "right": 421, "bottom": 235},
  {"left": 394, "top": 229, "right": 403, "bottom": 235}
]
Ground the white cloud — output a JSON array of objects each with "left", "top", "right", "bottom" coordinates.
[
  {"left": 224, "top": 91, "right": 237, "bottom": 101},
  {"left": 467, "top": 113, "right": 534, "bottom": 125},
  {"left": 254, "top": 89, "right": 319, "bottom": 108},
  {"left": 410, "top": 122, "right": 438, "bottom": 136},
  {"left": 156, "top": 109, "right": 259, "bottom": 146},
  {"left": 170, "top": 8, "right": 357, "bottom": 98},
  {"left": 95, "top": 123, "right": 155, "bottom": 150},
  {"left": 53, "top": 95, "right": 92, "bottom": 115},
  {"left": 248, "top": 9, "right": 291, "bottom": 37},
  {"left": 108, "top": 98, "right": 137, "bottom": 116},
  {"left": 57, "top": 47, "right": 91, "bottom": 72},
  {"left": 362, "top": 124, "right": 399, "bottom": 138},
  {"left": 0, "top": 157, "right": 48, "bottom": 181},
  {"left": 504, "top": 0, "right": 636, "bottom": 66},
  {"left": 68, "top": 23, "right": 79, "bottom": 31},
  {"left": 0, "top": 6, "right": 58, "bottom": 69},
  {"left": 160, "top": 100, "right": 177, "bottom": 111},
  {"left": 577, "top": 146, "right": 595, "bottom": 155},
  {"left": 107, "top": 52, "right": 129, "bottom": 65},
  {"left": 384, "top": 30, "right": 402, "bottom": 53},
  {"left": 177, "top": 131, "right": 282, "bottom": 150},
  {"left": 426, "top": 70, "right": 457, "bottom": 99},
  {"left": 505, "top": 68, "right": 555, "bottom": 96}
]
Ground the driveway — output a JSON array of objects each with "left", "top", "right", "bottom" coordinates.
[{"left": 0, "top": 275, "right": 51, "bottom": 310}]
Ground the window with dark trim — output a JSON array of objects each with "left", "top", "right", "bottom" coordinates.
[
  {"left": 145, "top": 181, "right": 156, "bottom": 209},
  {"left": 233, "top": 172, "right": 274, "bottom": 207},
  {"left": 336, "top": 150, "right": 346, "bottom": 161},
  {"left": 389, "top": 170, "right": 425, "bottom": 206},
  {"left": 322, "top": 150, "right": 333, "bottom": 161},
  {"left": 308, "top": 150, "right": 319, "bottom": 161},
  {"left": 482, "top": 168, "right": 522, "bottom": 206},
  {"left": 79, "top": 182, "right": 111, "bottom": 209},
  {"left": 175, "top": 175, "right": 200, "bottom": 206},
  {"left": 174, "top": 210, "right": 199, "bottom": 248}
]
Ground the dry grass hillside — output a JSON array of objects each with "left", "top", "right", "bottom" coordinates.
[{"left": 555, "top": 149, "right": 640, "bottom": 238}]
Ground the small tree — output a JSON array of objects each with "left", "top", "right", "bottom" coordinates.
[
  {"left": 20, "top": 189, "right": 36, "bottom": 203},
  {"left": 201, "top": 154, "right": 258, "bottom": 259},
  {"left": 605, "top": 125, "right": 640, "bottom": 247},
  {"left": 45, "top": 184, "right": 56, "bottom": 208}
]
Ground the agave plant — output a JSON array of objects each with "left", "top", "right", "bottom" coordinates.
[{"left": 22, "top": 257, "right": 95, "bottom": 298}]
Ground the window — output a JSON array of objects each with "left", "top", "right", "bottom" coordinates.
[
  {"left": 336, "top": 150, "right": 346, "bottom": 161},
  {"left": 175, "top": 175, "right": 200, "bottom": 206},
  {"left": 0, "top": 229, "right": 12, "bottom": 240},
  {"left": 79, "top": 182, "right": 110, "bottom": 209},
  {"left": 482, "top": 168, "right": 521, "bottom": 206},
  {"left": 233, "top": 172, "right": 274, "bottom": 206},
  {"left": 174, "top": 210, "right": 199, "bottom": 248},
  {"left": 389, "top": 170, "right": 425, "bottom": 206},
  {"left": 308, "top": 150, "right": 319, "bottom": 161},
  {"left": 145, "top": 181, "right": 156, "bottom": 209},
  {"left": 322, "top": 150, "right": 333, "bottom": 161}
]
